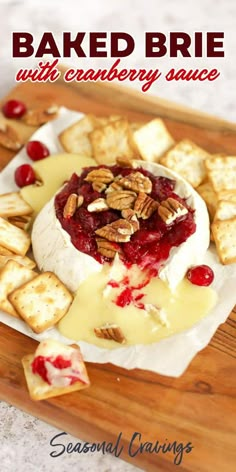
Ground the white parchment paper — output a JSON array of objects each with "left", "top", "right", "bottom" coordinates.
[{"left": 0, "top": 107, "right": 236, "bottom": 377}]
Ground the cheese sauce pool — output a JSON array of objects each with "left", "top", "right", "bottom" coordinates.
[{"left": 58, "top": 263, "right": 217, "bottom": 348}]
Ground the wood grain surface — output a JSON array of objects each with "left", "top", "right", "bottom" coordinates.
[{"left": 0, "top": 77, "right": 236, "bottom": 472}]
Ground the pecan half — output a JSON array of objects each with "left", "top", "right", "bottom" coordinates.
[
  {"left": 0, "top": 123, "right": 22, "bottom": 151},
  {"left": 94, "top": 324, "right": 126, "bottom": 344},
  {"left": 87, "top": 198, "right": 109, "bottom": 212},
  {"left": 107, "top": 190, "right": 137, "bottom": 210},
  {"left": 158, "top": 197, "right": 188, "bottom": 225},
  {"left": 121, "top": 208, "right": 140, "bottom": 232},
  {"left": 92, "top": 181, "right": 107, "bottom": 193},
  {"left": 119, "top": 171, "right": 152, "bottom": 194},
  {"left": 96, "top": 238, "right": 121, "bottom": 258},
  {"left": 134, "top": 192, "right": 159, "bottom": 219},
  {"left": 22, "top": 105, "right": 59, "bottom": 126},
  {"left": 85, "top": 168, "right": 114, "bottom": 184},
  {"left": 95, "top": 219, "right": 134, "bottom": 243},
  {"left": 105, "top": 180, "right": 123, "bottom": 193},
  {"left": 116, "top": 156, "right": 135, "bottom": 168},
  {"left": 63, "top": 193, "right": 78, "bottom": 218},
  {"left": 77, "top": 195, "right": 84, "bottom": 208}
]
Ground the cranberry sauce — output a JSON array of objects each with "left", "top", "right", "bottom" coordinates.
[
  {"left": 55, "top": 165, "right": 196, "bottom": 272},
  {"left": 31, "top": 355, "right": 81, "bottom": 385}
]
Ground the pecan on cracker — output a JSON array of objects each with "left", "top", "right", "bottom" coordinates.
[
  {"left": 158, "top": 197, "right": 188, "bottom": 224},
  {"left": 94, "top": 324, "right": 126, "bottom": 344},
  {"left": 22, "top": 105, "right": 59, "bottom": 126},
  {"left": 0, "top": 123, "right": 22, "bottom": 151},
  {"left": 134, "top": 192, "right": 159, "bottom": 220},
  {"left": 107, "top": 190, "right": 137, "bottom": 210},
  {"left": 95, "top": 219, "right": 134, "bottom": 243},
  {"left": 119, "top": 171, "right": 152, "bottom": 194},
  {"left": 116, "top": 156, "right": 136, "bottom": 168}
]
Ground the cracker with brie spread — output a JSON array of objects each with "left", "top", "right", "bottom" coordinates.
[{"left": 22, "top": 339, "right": 90, "bottom": 401}]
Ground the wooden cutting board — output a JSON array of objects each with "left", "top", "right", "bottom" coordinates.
[{"left": 0, "top": 75, "right": 236, "bottom": 472}]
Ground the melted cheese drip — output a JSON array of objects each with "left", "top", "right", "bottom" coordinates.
[
  {"left": 58, "top": 263, "right": 217, "bottom": 348},
  {"left": 21, "top": 153, "right": 96, "bottom": 216}
]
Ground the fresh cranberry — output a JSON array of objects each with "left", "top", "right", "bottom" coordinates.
[
  {"left": 15, "top": 164, "right": 36, "bottom": 187},
  {"left": 187, "top": 265, "right": 214, "bottom": 287},
  {"left": 26, "top": 140, "right": 50, "bottom": 161},
  {"left": 2, "top": 99, "right": 27, "bottom": 119}
]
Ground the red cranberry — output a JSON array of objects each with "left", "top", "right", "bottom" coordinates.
[
  {"left": 187, "top": 265, "right": 214, "bottom": 287},
  {"left": 15, "top": 164, "right": 36, "bottom": 187},
  {"left": 2, "top": 99, "right": 27, "bottom": 119},
  {"left": 26, "top": 140, "right": 50, "bottom": 161}
]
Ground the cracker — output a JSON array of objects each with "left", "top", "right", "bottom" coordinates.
[
  {"left": 214, "top": 200, "right": 236, "bottom": 221},
  {"left": 0, "top": 260, "right": 37, "bottom": 317},
  {"left": 9, "top": 272, "right": 73, "bottom": 333},
  {"left": 59, "top": 114, "right": 121, "bottom": 156},
  {"left": 0, "top": 192, "right": 32, "bottom": 218},
  {"left": 0, "top": 217, "right": 31, "bottom": 256},
  {"left": 0, "top": 245, "right": 14, "bottom": 256},
  {"left": 212, "top": 218, "right": 236, "bottom": 264},
  {"left": 218, "top": 190, "right": 236, "bottom": 203},
  {"left": 59, "top": 115, "right": 95, "bottom": 156},
  {"left": 0, "top": 254, "right": 36, "bottom": 270},
  {"left": 133, "top": 118, "right": 174, "bottom": 163},
  {"left": 161, "top": 139, "right": 210, "bottom": 188},
  {"left": 22, "top": 340, "right": 90, "bottom": 401},
  {"left": 90, "top": 119, "right": 135, "bottom": 165},
  {"left": 205, "top": 156, "right": 236, "bottom": 192},
  {"left": 196, "top": 181, "right": 218, "bottom": 221},
  {"left": 8, "top": 214, "right": 32, "bottom": 231}
]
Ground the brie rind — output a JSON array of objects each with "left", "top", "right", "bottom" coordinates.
[{"left": 32, "top": 161, "right": 209, "bottom": 292}]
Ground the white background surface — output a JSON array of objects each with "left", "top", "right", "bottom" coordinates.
[{"left": 0, "top": 1, "right": 235, "bottom": 471}]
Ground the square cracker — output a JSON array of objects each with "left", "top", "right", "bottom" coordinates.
[
  {"left": 0, "top": 254, "right": 36, "bottom": 270},
  {"left": 217, "top": 190, "right": 236, "bottom": 203},
  {"left": 59, "top": 114, "right": 120, "bottom": 156},
  {"left": 0, "top": 192, "right": 32, "bottom": 218},
  {"left": 90, "top": 119, "right": 135, "bottom": 165},
  {"left": 0, "top": 245, "right": 14, "bottom": 256},
  {"left": 0, "top": 260, "right": 37, "bottom": 317},
  {"left": 59, "top": 115, "right": 95, "bottom": 156},
  {"left": 22, "top": 341, "right": 90, "bottom": 401},
  {"left": 214, "top": 200, "right": 236, "bottom": 221},
  {"left": 196, "top": 181, "right": 218, "bottom": 222},
  {"left": 161, "top": 139, "right": 210, "bottom": 188},
  {"left": 0, "top": 216, "right": 31, "bottom": 255},
  {"left": 133, "top": 118, "right": 175, "bottom": 163},
  {"left": 205, "top": 156, "right": 236, "bottom": 192},
  {"left": 9, "top": 272, "right": 73, "bottom": 333},
  {"left": 212, "top": 218, "right": 236, "bottom": 264}
]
